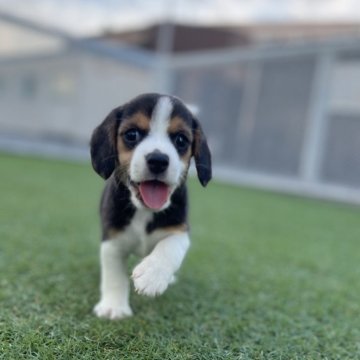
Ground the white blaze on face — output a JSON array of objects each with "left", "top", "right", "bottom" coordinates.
[
  {"left": 129, "top": 96, "right": 185, "bottom": 209},
  {"left": 151, "top": 96, "right": 173, "bottom": 135}
]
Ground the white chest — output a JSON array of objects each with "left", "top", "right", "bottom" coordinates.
[
  {"left": 123, "top": 210, "right": 153, "bottom": 256},
  {"left": 129, "top": 210, "right": 152, "bottom": 239}
]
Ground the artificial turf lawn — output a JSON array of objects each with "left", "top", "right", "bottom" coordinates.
[{"left": 1, "top": 153, "right": 360, "bottom": 359}]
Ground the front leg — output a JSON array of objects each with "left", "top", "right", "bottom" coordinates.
[
  {"left": 132, "top": 232, "right": 190, "bottom": 297},
  {"left": 94, "top": 237, "right": 133, "bottom": 320}
]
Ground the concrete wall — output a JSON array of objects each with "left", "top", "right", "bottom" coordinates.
[
  {"left": 0, "top": 50, "right": 153, "bottom": 143},
  {"left": 0, "top": 21, "right": 64, "bottom": 56}
]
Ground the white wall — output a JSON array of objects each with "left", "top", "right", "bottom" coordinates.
[
  {"left": 75, "top": 53, "right": 153, "bottom": 142},
  {"left": 0, "top": 22, "right": 64, "bottom": 56},
  {"left": 0, "top": 50, "right": 153, "bottom": 143}
]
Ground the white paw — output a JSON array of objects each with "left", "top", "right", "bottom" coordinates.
[
  {"left": 132, "top": 257, "right": 174, "bottom": 297},
  {"left": 93, "top": 299, "right": 133, "bottom": 320}
]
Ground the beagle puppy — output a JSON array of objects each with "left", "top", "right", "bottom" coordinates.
[{"left": 90, "top": 93, "right": 211, "bottom": 320}]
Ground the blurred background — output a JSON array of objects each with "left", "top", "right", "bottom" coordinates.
[{"left": 1, "top": 0, "right": 360, "bottom": 204}]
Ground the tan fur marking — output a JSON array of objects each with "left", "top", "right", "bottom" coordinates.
[
  {"left": 107, "top": 228, "right": 123, "bottom": 239},
  {"left": 154, "top": 224, "right": 189, "bottom": 237},
  {"left": 168, "top": 116, "right": 193, "bottom": 166},
  {"left": 116, "top": 132, "right": 132, "bottom": 182},
  {"left": 116, "top": 112, "right": 151, "bottom": 180},
  {"left": 163, "top": 223, "right": 188, "bottom": 233},
  {"left": 168, "top": 116, "right": 192, "bottom": 140},
  {"left": 192, "top": 128, "right": 202, "bottom": 158},
  {"left": 181, "top": 148, "right": 192, "bottom": 167},
  {"left": 117, "top": 138, "right": 132, "bottom": 169},
  {"left": 120, "top": 112, "right": 151, "bottom": 133}
]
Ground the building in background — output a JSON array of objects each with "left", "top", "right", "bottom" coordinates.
[
  {"left": 1, "top": 11, "right": 360, "bottom": 203},
  {"left": 0, "top": 12, "right": 157, "bottom": 144}
]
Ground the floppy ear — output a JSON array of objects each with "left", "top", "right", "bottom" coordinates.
[
  {"left": 90, "top": 107, "right": 122, "bottom": 179},
  {"left": 192, "top": 117, "right": 212, "bottom": 187}
]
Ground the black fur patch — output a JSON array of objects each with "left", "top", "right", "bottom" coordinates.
[
  {"left": 122, "top": 93, "right": 159, "bottom": 119},
  {"left": 100, "top": 175, "right": 136, "bottom": 240},
  {"left": 192, "top": 118, "right": 212, "bottom": 187},
  {"left": 171, "top": 100, "right": 194, "bottom": 127},
  {"left": 90, "top": 109, "right": 121, "bottom": 180}
]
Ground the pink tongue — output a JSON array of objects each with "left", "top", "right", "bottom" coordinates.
[{"left": 139, "top": 181, "right": 169, "bottom": 210}]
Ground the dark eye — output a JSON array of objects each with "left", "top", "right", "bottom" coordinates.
[
  {"left": 173, "top": 133, "right": 189, "bottom": 152},
  {"left": 123, "top": 128, "right": 142, "bottom": 147}
]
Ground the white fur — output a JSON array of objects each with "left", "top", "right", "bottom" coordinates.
[
  {"left": 94, "top": 210, "right": 152, "bottom": 319},
  {"left": 93, "top": 238, "right": 133, "bottom": 320},
  {"left": 132, "top": 232, "right": 190, "bottom": 296},
  {"left": 129, "top": 96, "right": 186, "bottom": 211},
  {"left": 151, "top": 96, "right": 173, "bottom": 134},
  {"left": 185, "top": 103, "right": 200, "bottom": 116},
  {"left": 94, "top": 208, "right": 190, "bottom": 319}
]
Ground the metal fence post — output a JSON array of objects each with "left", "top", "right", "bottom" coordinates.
[
  {"left": 300, "top": 52, "right": 334, "bottom": 183},
  {"left": 236, "top": 60, "right": 263, "bottom": 166}
]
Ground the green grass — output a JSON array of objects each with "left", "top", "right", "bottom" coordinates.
[{"left": 1, "top": 153, "right": 360, "bottom": 359}]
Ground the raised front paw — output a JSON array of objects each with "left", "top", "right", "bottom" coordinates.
[
  {"left": 132, "top": 257, "right": 174, "bottom": 297},
  {"left": 93, "top": 299, "right": 133, "bottom": 320}
]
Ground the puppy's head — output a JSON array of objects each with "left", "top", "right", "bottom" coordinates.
[{"left": 90, "top": 93, "right": 211, "bottom": 211}]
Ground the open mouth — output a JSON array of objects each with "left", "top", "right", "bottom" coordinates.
[{"left": 130, "top": 180, "right": 170, "bottom": 210}]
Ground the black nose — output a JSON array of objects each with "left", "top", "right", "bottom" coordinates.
[{"left": 146, "top": 152, "right": 169, "bottom": 174}]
